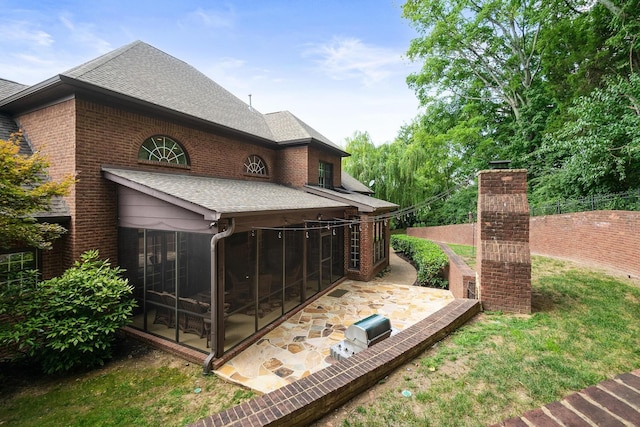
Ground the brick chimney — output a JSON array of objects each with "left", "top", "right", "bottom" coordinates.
[{"left": 476, "top": 169, "right": 531, "bottom": 314}]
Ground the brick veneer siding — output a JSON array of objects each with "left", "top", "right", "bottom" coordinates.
[
  {"left": 476, "top": 169, "right": 531, "bottom": 314},
  {"left": 15, "top": 97, "right": 347, "bottom": 274},
  {"left": 276, "top": 145, "right": 308, "bottom": 187},
  {"left": 345, "top": 215, "right": 391, "bottom": 282},
  {"left": 409, "top": 210, "right": 640, "bottom": 280},
  {"left": 408, "top": 223, "right": 475, "bottom": 246},
  {"left": 307, "top": 146, "right": 342, "bottom": 187},
  {"left": 17, "top": 99, "right": 77, "bottom": 272}
]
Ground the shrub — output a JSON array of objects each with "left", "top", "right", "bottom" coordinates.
[
  {"left": 391, "top": 235, "right": 449, "bottom": 288},
  {"left": 0, "top": 250, "right": 136, "bottom": 373}
]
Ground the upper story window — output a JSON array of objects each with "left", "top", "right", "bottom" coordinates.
[
  {"left": 138, "top": 136, "right": 188, "bottom": 165},
  {"left": 244, "top": 155, "right": 267, "bottom": 176},
  {"left": 318, "top": 161, "right": 333, "bottom": 189}
]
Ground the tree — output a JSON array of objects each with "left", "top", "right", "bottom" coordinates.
[
  {"left": 532, "top": 74, "right": 640, "bottom": 200},
  {"left": 403, "top": 0, "right": 548, "bottom": 125},
  {"left": 0, "top": 132, "right": 73, "bottom": 250}
]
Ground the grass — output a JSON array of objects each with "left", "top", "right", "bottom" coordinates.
[
  {"left": 0, "top": 340, "right": 254, "bottom": 427},
  {"left": 332, "top": 252, "right": 640, "bottom": 426},
  {"left": 447, "top": 243, "right": 476, "bottom": 269}
]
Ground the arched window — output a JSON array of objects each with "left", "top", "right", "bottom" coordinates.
[
  {"left": 138, "top": 136, "right": 188, "bottom": 165},
  {"left": 244, "top": 155, "right": 267, "bottom": 175}
]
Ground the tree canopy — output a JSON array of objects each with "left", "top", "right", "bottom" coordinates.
[
  {"left": 0, "top": 133, "right": 73, "bottom": 250},
  {"left": 342, "top": 0, "right": 640, "bottom": 226}
]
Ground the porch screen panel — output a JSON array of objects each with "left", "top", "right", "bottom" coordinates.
[
  {"left": 257, "top": 229, "right": 283, "bottom": 330},
  {"left": 283, "top": 228, "right": 304, "bottom": 313},
  {"left": 122, "top": 228, "right": 213, "bottom": 351},
  {"left": 331, "top": 226, "right": 344, "bottom": 283},
  {"left": 223, "top": 231, "right": 256, "bottom": 351},
  {"left": 305, "top": 228, "right": 320, "bottom": 299}
]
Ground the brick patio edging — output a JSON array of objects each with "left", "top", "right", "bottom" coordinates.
[{"left": 190, "top": 298, "right": 481, "bottom": 427}]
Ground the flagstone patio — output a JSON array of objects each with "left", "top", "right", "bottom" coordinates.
[{"left": 215, "top": 251, "right": 455, "bottom": 393}]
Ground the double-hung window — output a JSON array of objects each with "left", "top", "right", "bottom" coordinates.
[{"left": 318, "top": 161, "right": 333, "bottom": 189}]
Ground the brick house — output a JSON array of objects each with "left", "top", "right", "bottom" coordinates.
[{"left": 0, "top": 41, "right": 397, "bottom": 362}]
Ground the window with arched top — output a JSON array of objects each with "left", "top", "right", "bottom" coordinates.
[
  {"left": 244, "top": 155, "right": 267, "bottom": 175},
  {"left": 138, "top": 136, "right": 188, "bottom": 165}
]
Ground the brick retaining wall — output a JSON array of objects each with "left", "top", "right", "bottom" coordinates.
[
  {"left": 408, "top": 210, "right": 640, "bottom": 280},
  {"left": 436, "top": 243, "right": 476, "bottom": 299}
]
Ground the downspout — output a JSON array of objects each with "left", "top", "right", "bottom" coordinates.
[{"left": 203, "top": 218, "right": 235, "bottom": 374}]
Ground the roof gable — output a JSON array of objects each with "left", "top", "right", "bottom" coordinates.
[
  {"left": 61, "top": 41, "right": 276, "bottom": 141},
  {"left": 264, "top": 111, "right": 346, "bottom": 155}
]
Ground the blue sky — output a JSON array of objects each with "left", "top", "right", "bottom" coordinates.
[{"left": 1, "top": 0, "right": 423, "bottom": 146}]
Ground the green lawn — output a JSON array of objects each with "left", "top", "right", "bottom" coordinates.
[
  {"left": 336, "top": 253, "right": 640, "bottom": 426},
  {"left": 0, "top": 340, "right": 253, "bottom": 427}
]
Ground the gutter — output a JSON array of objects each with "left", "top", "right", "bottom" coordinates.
[{"left": 203, "top": 218, "right": 235, "bottom": 375}]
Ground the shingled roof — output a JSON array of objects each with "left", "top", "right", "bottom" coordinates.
[
  {"left": 102, "top": 167, "right": 349, "bottom": 219},
  {"left": 61, "top": 41, "right": 277, "bottom": 141},
  {"left": 0, "top": 113, "right": 70, "bottom": 220},
  {"left": 264, "top": 110, "right": 344, "bottom": 152},
  {"left": 341, "top": 171, "right": 374, "bottom": 195},
  {"left": 0, "top": 41, "right": 347, "bottom": 156},
  {"left": 0, "top": 78, "right": 28, "bottom": 101},
  {"left": 304, "top": 185, "right": 397, "bottom": 213}
]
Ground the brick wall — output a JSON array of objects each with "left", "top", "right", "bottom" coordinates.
[
  {"left": 307, "top": 146, "right": 342, "bottom": 188},
  {"left": 276, "top": 145, "right": 308, "bottom": 187},
  {"left": 529, "top": 210, "right": 640, "bottom": 278},
  {"left": 345, "top": 215, "right": 391, "bottom": 282},
  {"left": 436, "top": 242, "right": 476, "bottom": 299},
  {"left": 409, "top": 210, "right": 640, "bottom": 280},
  {"left": 408, "top": 223, "right": 475, "bottom": 246},
  {"left": 476, "top": 169, "right": 531, "bottom": 314},
  {"left": 17, "top": 99, "right": 77, "bottom": 272},
  {"left": 16, "top": 97, "right": 347, "bottom": 274}
]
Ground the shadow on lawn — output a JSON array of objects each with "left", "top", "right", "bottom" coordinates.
[{"left": 0, "top": 333, "right": 153, "bottom": 399}]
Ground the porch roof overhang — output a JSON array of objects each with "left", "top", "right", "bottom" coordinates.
[
  {"left": 102, "top": 167, "right": 350, "bottom": 221},
  {"left": 303, "top": 185, "right": 398, "bottom": 214}
]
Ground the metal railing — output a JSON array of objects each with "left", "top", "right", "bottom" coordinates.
[{"left": 529, "top": 189, "right": 640, "bottom": 216}]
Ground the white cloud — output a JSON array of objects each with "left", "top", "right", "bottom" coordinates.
[
  {"left": 0, "top": 21, "right": 53, "bottom": 47},
  {"left": 304, "top": 37, "right": 406, "bottom": 86},
  {"left": 59, "top": 14, "right": 113, "bottom": 54},
  {"left": 180, "top": 7, "right": 235, "bottom": 29}
]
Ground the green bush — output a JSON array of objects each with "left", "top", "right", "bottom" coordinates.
[
  {"left": 391, "top": 235, "right": 449, "bottom": 288},
  {"left": 0, "top": 250, "right": 136, "bottom": 373}
]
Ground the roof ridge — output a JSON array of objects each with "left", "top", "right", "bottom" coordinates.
[{"left": 61, "top": 40, "right": 144, "bottom": 79}]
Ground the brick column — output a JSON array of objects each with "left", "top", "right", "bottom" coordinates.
[{"left": 476, "top": 169, "right": 531, "bottom": 314}]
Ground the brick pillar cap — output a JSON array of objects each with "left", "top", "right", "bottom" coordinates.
[{"left": 477, "top": 169, "right": 528, "bottom": 175}]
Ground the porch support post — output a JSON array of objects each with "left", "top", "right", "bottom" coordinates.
[{"left": 203, "top": 218, "right": 234, "bottom": 375}]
